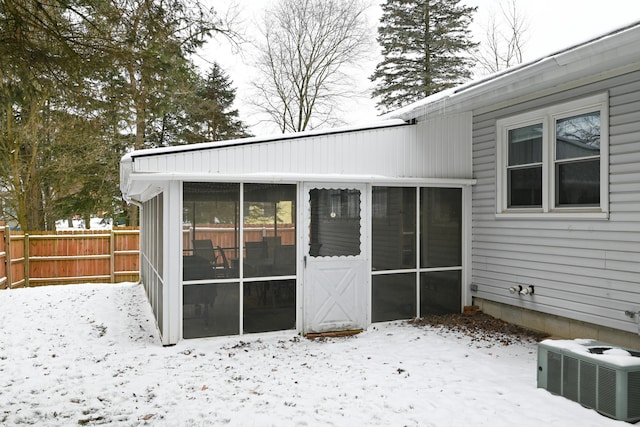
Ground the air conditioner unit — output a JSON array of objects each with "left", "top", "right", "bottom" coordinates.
[{"left": 537, "top": 339, "right": 640, "bottom": 423}]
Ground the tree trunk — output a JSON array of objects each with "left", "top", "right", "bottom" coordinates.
[{"left": 128, "top": 204, "right": 139, "bottom": 227}]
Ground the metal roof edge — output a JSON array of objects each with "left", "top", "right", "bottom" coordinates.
[
  {"left": 127, "top": 171, "right": 476, "bottom": 186},
  {"left": 122, "top": 172, "right": 477, "bottom": 202},
  {"left": 123, "top": 119, "right": 410, "bottom": 161}
]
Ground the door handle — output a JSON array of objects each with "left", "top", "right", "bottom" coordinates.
[{"left": 304, "top": 255, "right": 307, "bottom": 268}]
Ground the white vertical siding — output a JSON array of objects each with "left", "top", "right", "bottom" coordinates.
[
  {"left": 415, "top": 112, "right": 473, "bottom": 178},
  {"left": 471, "top": 70, "right": 640, "bottom": 334},
  {"left": 132, "top": 119, "right": 472, "bottom": 180}
]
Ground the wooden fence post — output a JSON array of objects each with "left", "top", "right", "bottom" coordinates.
[
  {"left": 24, "top": 233, "right": 29, "bottom": 287},
  {"left": 5, "top": 225, "right": 11, "bottom": 289},
  {"left": 110, "top": 230, "right": 115, "bottom": 283}
]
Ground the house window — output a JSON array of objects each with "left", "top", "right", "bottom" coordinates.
[
  {"left": 507, "top": 124, "right": 543, "bottom": 208},
  {"left": 555, "top": 111, "right": 601, "bottom": 207},
  {"left": 496, "top": 93, "right": 609, "bottom": 217}
]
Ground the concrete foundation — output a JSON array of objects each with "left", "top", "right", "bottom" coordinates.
[{"left": 473, "top": 297, "right": 640, "bottom": 350}]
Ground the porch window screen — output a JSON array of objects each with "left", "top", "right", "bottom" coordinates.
[
  {"left": 183, "top": 182, "right": 240, "bottom": 281},
  {"left": 243, "top": 184, "right": 296, "bottom": 278},
  {"left": 420, "top": 271, "right": 462, "bottom": 315},
  {"left": 182, "top": 182, "right": 296, "bottom": 339},
  {"left": 372, "top": 187, "right": 416, "bottom": 270},
  {"left": 309, "top": 188, "right": 361, "bottom": 257},
  {"left": 183, "top": 283, "right": 239, "bottom": 339},
  {"left": 420, "top": 188, "right": 462, "bottom": 268},
  {"left": 242, "top": 184, "right": 296, "bottom": 334},
  {"left": 371, "top": 186, "right": 462, "bottom": 322},
  {"left": 372, "top": 273, "right": 416, "bottom": 322}
]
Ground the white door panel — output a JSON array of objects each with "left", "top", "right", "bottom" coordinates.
[{"left": 303, "top": 183, "right": 368, "bottom": 334}]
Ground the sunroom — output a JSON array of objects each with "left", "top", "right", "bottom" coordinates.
[{"left": 120, "top": 118, "right": 475, "bottom": 345}]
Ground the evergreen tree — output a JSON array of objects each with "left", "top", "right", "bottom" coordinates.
[
  {"left": 371, "top": 0, "right": 478, "bottom": 112},
  {"left": 0, "top": 0, "right": 238, "bottom": 229},
  {"left": 182, "top": 63, "right": 251, "bottom": 143},
  {"left": 0, "top": 0, "right": 105, "bottom": 230}
]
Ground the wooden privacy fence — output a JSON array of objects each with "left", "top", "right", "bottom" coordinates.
[{"left": 0, "top": 223, "right": 139, "bottom": 289}]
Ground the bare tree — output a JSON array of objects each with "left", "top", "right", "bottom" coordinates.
[
  {"left": 474, "top": 0, "right": 529, "bottom": 75},
  {"left": 251, "top": 0, "right": 373, "bottom": 133}
]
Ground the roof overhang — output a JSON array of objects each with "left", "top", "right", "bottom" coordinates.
[
  {"left": 123, "top": 171, "right": 476, "bottom": 204},
  {"left": 385, "top": 22, "right": 640, "bottom": 121},
  {"left": 120, "top": 119, "right": 426, "bottom": 203}
]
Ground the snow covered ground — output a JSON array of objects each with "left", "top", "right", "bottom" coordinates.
[
  {"left": 55, "top": 218, "right": 112, "bottom": 231},
  {"left": 0, "top": 282, "right": 629, "bottom": 426}
]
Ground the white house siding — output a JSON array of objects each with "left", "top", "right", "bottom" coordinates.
[
  {"left": 130, "top": 118, "right": 472, "bottom": 181},
  {"left": 471, "top": 70, "right": 640, "bottom": 334}
]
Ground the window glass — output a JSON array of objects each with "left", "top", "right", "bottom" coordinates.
[
  {"left": 309, "top": 188, "right": 361, "bottom": 257},
  {"left": 508, "top": 167, "right": 542, "bottom": 208},
  {"left": 507, "top": 123, "right": 543, "bottom": 208},
  {"left": 243, "top": 184, "right": 296, "bottom": 278},
  {"left": 556, "top": 112, "right": 600, "bottom": 160},
  {"left": 556, "top": 159, "right": 600, "bottom": 206},
  {"left": 555, "top": 111, "right": 600, "bottom": 207},
  {"left": 497, "top": 93, "right": 607, "bottom": 215},
  {"left": 183, "top": 183, "right": 240, "bottom": 280},
  {"left": 372, "top": 273, "right": 416, "bottom": 322},
  {"left": 508, "top": 124, "right": 542, "bottom": 165},
  {"left": 420, "top": 188, "right": 462, "bottom": 268},
  {"left": 372, "top": 187, "right": 416, "bottom": 270}
]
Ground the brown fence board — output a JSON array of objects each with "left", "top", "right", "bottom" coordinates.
[
  {"left": 0, "top": 227, "right": 140, "bottom": 288},
  {"left": 9, "top": 232, "right": 25, "bottom": 288}
]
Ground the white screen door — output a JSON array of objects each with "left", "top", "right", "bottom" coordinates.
[{"left": 303, "top": 183, "right": 368, "bottom": 334}]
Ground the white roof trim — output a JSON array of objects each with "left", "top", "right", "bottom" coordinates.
[
  {"left": 123, "top": 172, "right": 476, "bottom": 203},
  {"left": 128, "top": 171, "right": 477, "bottom": 186},
  {"left": 122, "top": 119, "right": 408, "bottom": 161},
  {"left": 384, "top": 21, "right": 640, "bottom": 121}
]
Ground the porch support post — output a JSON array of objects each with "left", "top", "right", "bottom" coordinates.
[
  {"left": 164, "top": 180, "right": 183, "bottom": 344},
  {"left": 462, "top": 184, "right": 473, "bottom": 307}
]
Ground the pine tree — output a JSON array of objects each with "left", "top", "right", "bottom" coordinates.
[
  {"left": 0, "top": 0, "right": 237, "bottom": 229},
  {"left": 371, "top": 0, "right": 478, "bottom": 112},
  {"left": 183, "top": 63, "right": 251, "bottom": 143}
]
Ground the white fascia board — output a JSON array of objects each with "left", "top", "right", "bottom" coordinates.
[
  {"left": 123, "top": 171, "right": 477, "bottom": 203},
  {"left": 119, "top": 156, "right": 134, "bottom": 201},
  {"left": 126, "top": 171, "right": 477, "bottom": 186}
]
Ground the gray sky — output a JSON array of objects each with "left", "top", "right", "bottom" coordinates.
[{"left": 196, "top": 0, "right": 639, "bottom": 135}]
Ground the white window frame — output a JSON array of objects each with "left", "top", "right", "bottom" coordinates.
[{"left": 496, "top": 93, "right": 609, "bottom": 219}]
